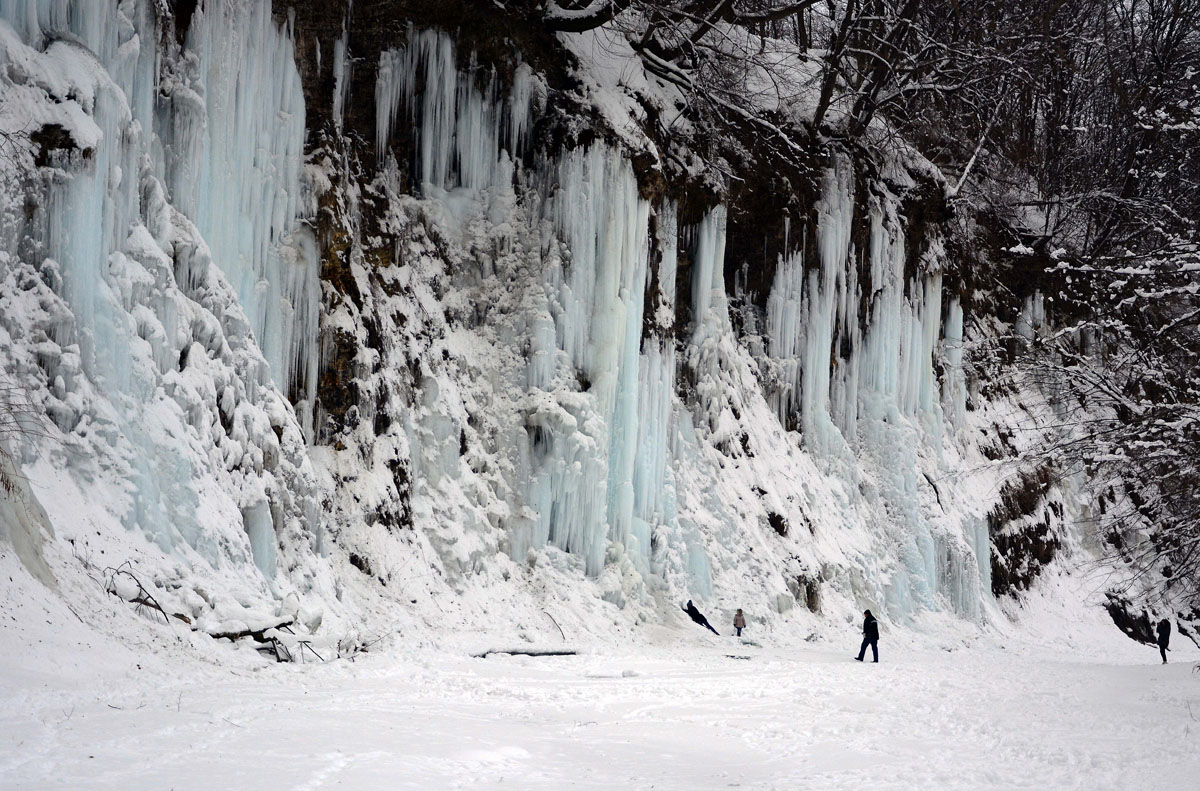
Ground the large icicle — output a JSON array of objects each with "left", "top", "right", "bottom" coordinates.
[
  {"left": 523, "top": 145, "right": 651, "bottom": 576},
  {"left": 168, "top": 0, "right": 320, "bottom": 413},
  {"left": 628, "top": 204, "right": 680, "bottom": 575},
  {"left": 802, "top": 162, "right": 855, "bottom": 455}
]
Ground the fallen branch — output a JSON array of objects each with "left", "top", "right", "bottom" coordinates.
[
  {"left": 298, "top": 641, "right": 325, "bottom": 662},
  {"left": 261, "top": 625, "right": 332, "bottom": 664},
  {"left": 103, "top": 564, "right": 179, "bottom": 627},
  {"left": 474, "top": 648, "right": 578, "bottom": 658},
  {"left": 543, "top": 610, "right": 566, "bottom": 642},
  {"left": 205, "top": 617, "right": 295, "bottom": 643}
]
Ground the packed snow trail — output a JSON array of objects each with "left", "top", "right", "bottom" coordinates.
[{"left": 2, "top": 641, "right": 1197, "bottom": 790}]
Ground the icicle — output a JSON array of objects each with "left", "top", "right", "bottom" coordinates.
[
  {"left": 521, "top": 144, "right": 651, "bottom": 576},
  {"left": 689, "top": 207, "right": 728, "bottom": 344},
  {"left": 618, "top": 204, "right": 680, "bottom": 573},
  {"left": 943, "top": 298, "right": 967, "bottom": 431},
  {"left": 800, "top": 162, "right": 854, "bottom": 453},
  {"left": 1016, "top": 290, "right": 1044, "bottom": 341},
  {"left": 242, "top": 499, "right": 277, "bottom": 578},
  {"left": 765, "top": 246, "right": 806, "bottom": 424},
  {"left": 508, "top": 62, "right": 534, "bottom": 153},
  {"left": 375, "top": 27, "right": 531, "bottom": 207},
  {"left": 169, "top": 0, "right": 320, "bottom": 411},
  {"left": 331, "top": 26, "right": 350, "bottom": 133}
]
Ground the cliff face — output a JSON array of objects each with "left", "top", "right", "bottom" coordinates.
[{"left": 0, "top": 0, "right": 1068, "bottom": 644}]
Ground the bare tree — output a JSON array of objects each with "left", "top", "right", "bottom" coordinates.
[{"left": 994, "top": 0, "right": 1200, "bottom": 606}]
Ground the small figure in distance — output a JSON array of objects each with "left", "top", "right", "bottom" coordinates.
[
  {"left": 734, "top": 608, "right": 746, "bottom": 637},
  {"left": 682, "top": 599, "right": 720, "bottom": 635},
  {"left": 1157, "top": 618, "right": 1171, "bottom": 664},
  {"left": 855, "top": 609, "right": 879, "bottom": 663}
]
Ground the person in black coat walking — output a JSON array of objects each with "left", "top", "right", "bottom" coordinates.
[
  {"left": 855, "top": 609, "right": 879, "bottom": 663},
  {"left": 1156, "top": 619, "right": 1171, "bottom": 664},
  {"left": 682, "top": 600, "right": 720, "bottom": 635}
]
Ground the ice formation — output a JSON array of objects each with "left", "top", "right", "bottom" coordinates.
[
  {"left": 0, "top": 0, "right": 325, "bottom": 600},
  {"left": 368, "top": 26, "right": 992, "bottom": 618},
  {"left": 169, "top": 0, "right": 320, "bottom": 418},
  {"left": 0, "top": 3, "right": 1013, "bottom": 641},
  {"left": 375, "top": 26, "right": 532, "bottom": 196}
]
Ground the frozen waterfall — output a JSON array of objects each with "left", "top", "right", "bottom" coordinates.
[
  {"left": 370, "top": 27, "right": 993, "bottom": 620},
  {"left": 0, "top": 3, "right": 997, "bottom": 624},
  {"left": 0, "top": 0, "right": 321, "bottom": 580}
]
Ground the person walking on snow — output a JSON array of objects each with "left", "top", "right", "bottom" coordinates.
[
  {"left": 682, "top": 600, "right": 720, "bottom": 635},
  {"left": 855, "top": 609, "right": 879, "bottom": 663},
  {"left": 1157, "top": 619, "right": 1171, "bottom": 664},
  {"left": 734, "top": 609, "right": 746, "bottom": 637}
]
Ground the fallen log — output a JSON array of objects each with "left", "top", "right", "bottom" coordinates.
[
  {"left": 205, "top": 617, "right": 295, "bottom": 643},
  {"left": 473, "top": 648, "right": 578, "bottom": 658}
]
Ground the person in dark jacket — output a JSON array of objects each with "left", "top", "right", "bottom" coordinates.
[
  {"left": 682, "top": 600, "right": 720, "bottom": 635},
  {"left": 855, "top": 609, "right": 879, "bottom": 662},
  {"left": 1157, "top": 619, "right": 1171, "bottom": 664}
]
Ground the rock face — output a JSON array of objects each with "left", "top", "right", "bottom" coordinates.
[
  {"left": 0, "top": 0, "right": 1075, "bottom": 640},
  {"left": 989, "top": 465, "right": 1063, "bottom": 597}
]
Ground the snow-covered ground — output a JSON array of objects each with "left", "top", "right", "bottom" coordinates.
[{"left": 3, "top": 609, "right": 1197, "bottom": 790}]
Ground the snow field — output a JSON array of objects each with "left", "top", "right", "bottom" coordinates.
[{"left": 2, "top": 638, "right": 1196, "bottom": 790}]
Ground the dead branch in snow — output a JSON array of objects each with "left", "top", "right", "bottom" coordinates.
[{"left": 474, "top": 648, "right": 578, "bottom": 658}]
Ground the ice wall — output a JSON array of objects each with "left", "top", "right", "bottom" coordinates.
[
  {"left": 370, "top": 32, "right": 717, "bottom": 588},
  {"left": 361, "top": 27, "right": 992, "bottom": 622},
  {"left": 0, "top": 1, "right": 323, "bottom": 587},
  {"left": 0, "top": 3, "right": 998, "bottom": 635},
  {"left": 762, "top": 170, "right": 988, "bottom": 620},
  {"left": 168, "top": 0, "right": 320, "bottom": 420}
]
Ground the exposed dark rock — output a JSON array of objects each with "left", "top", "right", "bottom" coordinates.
[
  {"left": 316, "top": 328, "right": 360, "bottom": 442},
  {"left": 1103, "top": 592, "right": 1157, "bottom": 645},
  {"left": 721, "top": 125, "right": 822, "bottom": 311},
  {"left": 170, "top": 0, "right": 198, "bottom": 46},
  {"left": 30, "top": 124, "right": 85, "bottom": 167},
  {"left": 990, "top": 464, "right": 1062, "bottom": 597},
  {"left": 348, "top": 551, "right": 373, "bottom": 576},
  {"left": 382, "top": 457, "right": 413, "bottom": 531}
]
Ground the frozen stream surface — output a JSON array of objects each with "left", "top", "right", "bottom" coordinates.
[{"left": 2, "top": 630, "right": 1198, "bottom": 790}]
